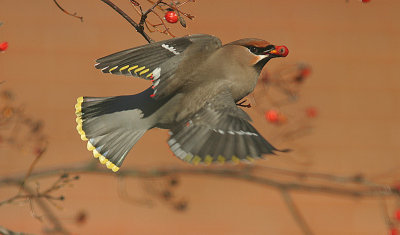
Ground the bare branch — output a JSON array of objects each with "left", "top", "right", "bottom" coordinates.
[
  {"left": 0, "top": 163, "right": 396, "bottom": 199},
  {"left": 281, "top": 190, "right": 314, "bottom": 235}
]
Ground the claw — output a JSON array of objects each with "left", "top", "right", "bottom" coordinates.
[{"left": 236, "top": 99, "right": 251, "bottom": 108}]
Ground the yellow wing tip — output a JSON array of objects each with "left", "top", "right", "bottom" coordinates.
[
  {"left": 139, "top": 68, "right": 150, "bottom": 76},
  {"left": 192, "top": 156, "right": 201, "bottom": 165},
  {"left": 183, "top": 154, "right": 257, "bottom": 166},
  {"left": 134, "top": 66, "right": 146, "bottom": 73},
  {"left": 217, "top": 155, "right": 225, "bottom": 164},
  {"left": 119, "top": 65, "right": 129, "bottom": 71},
  {"left": 109, "top": 66, "right": 118, "bottom": 72},
  {"left": 246, "top": 156, "right": 255, "bottom": 162},
  {"left": 231, "top": 156, "right": 240, "bottom": 164},
  {"left": 204, "top": 155, "right": 213, "bottom": 165}
]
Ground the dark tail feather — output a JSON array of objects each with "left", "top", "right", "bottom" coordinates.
[{"left": 75, "top": 87, "right": 162, "bottom": 172}]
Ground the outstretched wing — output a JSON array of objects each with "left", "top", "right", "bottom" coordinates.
[
  {"left": 94, "top": 34, "right": 222, "bottom": 81},
  {"left": 168, "top": 89, "right": 287, "bottom": 165}
]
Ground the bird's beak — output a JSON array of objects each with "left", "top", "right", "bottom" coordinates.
[{"left": 268, "top": 45, "right": 289, "bottom": 57}]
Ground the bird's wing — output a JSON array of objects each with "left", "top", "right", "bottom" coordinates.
[
  {"left": 95, "top": 34, "right": 222, "bottom": 80},
  {"left": 168, "top": 89, "right": 286, "bottom": 165}
]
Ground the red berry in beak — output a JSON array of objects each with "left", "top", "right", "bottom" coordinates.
[
  {"left": 275, "top": 45, "right": 289, "bottom": 57},
  {"left": 269, "top": 45, "right": 289, "bottom": 57},
  {"left": 165, "top": 11, "right": 178, "bottom": 23}
]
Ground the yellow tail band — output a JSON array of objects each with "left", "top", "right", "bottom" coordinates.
[{"left": 75, "top": 96, "right": 120, "bottom": 172}]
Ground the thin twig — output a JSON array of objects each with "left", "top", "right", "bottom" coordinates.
[
  {"left": 99, "top": 0, "right": 154, "bottom": 43},
  {"left": 139, "top": 0, "right": 163, "bottom": 26},
  {"left": 150, "top": 9, "right": 176, "bottom": 37},
  {"left": 19, "top": 144, "right": 47, "bottom": 191},
  {"left": 281, "top": 190, "right": 314, "bottom": 235},
  {"left": 52, "top": 0, "right": 83, "bottom": 22},
  {"left": 22, "top": 185, "right": 70, "bottom": 235}
]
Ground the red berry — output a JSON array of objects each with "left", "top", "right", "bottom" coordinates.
[
  {"left": 361, "top": 0, "right": 371, "bottom": 3},
  {"left": 306, "top": 107, "right": 318, "bottom": 118},
  {"left": 265, "top": 110, "right": 279, "bottom": 123},
  {"left": 275, "top": 45, "right": 289, "bottom": 57},
  {"left": 0, "top": 42, "right": 8, "bottom": 51},
  {"left": 301, "top": 67, "right": 312, "bottom": 77},
  {"left": 165, "top": 11, "right": 178, "bottom": 23},
  {"left": 395, "top": 209, "right": 400, "bottom": 221},
  {"left": 390, "top": 228, "right": 399, "bottom": 235}
]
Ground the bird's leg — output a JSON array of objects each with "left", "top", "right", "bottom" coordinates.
[{"left": 236, "top": 99, "right": 251, "bottom": 108}]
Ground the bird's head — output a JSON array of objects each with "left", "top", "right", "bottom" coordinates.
[{"left": 227, "top": 38, "right": 289, "bottom": 72}]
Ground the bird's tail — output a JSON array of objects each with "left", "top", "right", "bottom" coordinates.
[{"left": 75, "top": 87, "right": 163, "bottom": 172}]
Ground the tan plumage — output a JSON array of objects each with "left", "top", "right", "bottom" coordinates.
[{"left": 75, "top": 34, "right": 289, "bottom": 172}]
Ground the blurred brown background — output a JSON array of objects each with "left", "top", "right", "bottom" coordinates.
[{"left": 1, "top": 0, "right": 400, "bottom": 234}]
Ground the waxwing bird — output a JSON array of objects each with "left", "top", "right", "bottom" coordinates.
[{"left": 75, "top": 34, "right": 289, "bottom": 172}]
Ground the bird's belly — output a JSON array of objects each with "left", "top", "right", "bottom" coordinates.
[
  {"left": 230, "top": 77, "right": 257, "bottom": 101},
  {"left": 152, "top": 94, "right": 183, "bottom": 129}
]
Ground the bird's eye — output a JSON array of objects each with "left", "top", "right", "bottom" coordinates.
[
  {"left": 279, "top": 47, "right": 286, "bottom": 54},
  {"left": 249, "top": 46, "right": 257, "bottom": 53}
]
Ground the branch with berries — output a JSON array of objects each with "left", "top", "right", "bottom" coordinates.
[{"left": 53, "top": 0, "right": 195, "bottom": 43}]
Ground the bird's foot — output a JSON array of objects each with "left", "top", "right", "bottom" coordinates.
[{"left": 236, "top": 99, "right": 251, "bottom": 108}]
